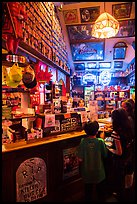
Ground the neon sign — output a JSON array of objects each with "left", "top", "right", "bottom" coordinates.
[
  {"left": 82, "top": 73, "right": 96, "bottom": 84},
  {"left": 100, "top": 71, "right": 111, "bottom": 86}
]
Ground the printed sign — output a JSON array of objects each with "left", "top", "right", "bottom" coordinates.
[
  {"left": 88, "top": 100, "right": 98, "bottom": 121},
  {"left": 16, "top": 157, "right": 47, "bottom": 202},
  {"left": 80, "top": 111, "right": 88, "bottom": 123},
  {"left": 71, "top": 41, "right": 104, "bottom": 61},
  {"left": 60, "top": 118, "right": 78, "bottom": 132},
  {"left": 45, "top": 114, "right": 55, "bottom": 127},
  {"left": 63, "top": 147, "right": 79, "bottom": 180}
]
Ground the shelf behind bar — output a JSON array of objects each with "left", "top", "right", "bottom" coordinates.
[
  {"left": 2, "top": 38, "right": 70, "bottom": 76},
  {"left": 19, "top": 41, "right": 70, "bottom": 75}
]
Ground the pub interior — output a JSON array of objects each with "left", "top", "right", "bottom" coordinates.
[{"left": 2, "top": 2, "right": 135, "bottom": 202}]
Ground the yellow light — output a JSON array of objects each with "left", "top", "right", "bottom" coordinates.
[{"left": 92, "top": 12, "right": 119, "bottom": 39}]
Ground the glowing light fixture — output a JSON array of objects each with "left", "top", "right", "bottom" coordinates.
[
  {"left": 100, "top": 70, "right": 111, "bottom": 86},
  {"left": 92, "top": 2, "right": 119, "bottom": 39}
]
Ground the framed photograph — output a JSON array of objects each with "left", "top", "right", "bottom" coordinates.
[
  {"left": 71, "top": 41, "right": 104, "bottom": 61},
  {"left": 67, "top": 24, "right": 94, "bottom": 42},
  {"left": 99, "top": 62, "right": 111, "bottom": 69},
  {"left": 63, "top": 9, "right": 78, "bottom": 24},
  {"left": 113, "top": 42, "right": 127, "bottom": 60},
  {"left": 115, "top": 19, "right": 135, "bottom": 37},
  {"left": 87, "top": 62, "right": 97, "bottom": 69},
  {"left": 74, "top": 63, "right": 85, "bottom": 71},
  {"left": 112, "top": 3, "right": 132, "bottom": 19},
  {"left": 114, "top": 61, "right": 123, "bottom": 68},
  {"left": 80, "top": 7, "right": 100, "bottom": 23}
]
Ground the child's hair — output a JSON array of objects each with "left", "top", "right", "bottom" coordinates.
[{"left": 83, "top": 121, "right": 99, "bottom": 136}]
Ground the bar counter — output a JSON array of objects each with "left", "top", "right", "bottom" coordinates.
[
  {"left": 2, "top": 117, "right": 112, "bottom": 202},
  {"left": 2, "top": 129, "right": 86, "bottom": 202},
  {"left": 2, "top": 130, "right": 86, "bottom": 153}
]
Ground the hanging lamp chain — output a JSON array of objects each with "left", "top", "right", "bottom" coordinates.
[{"left": 104, "top": 2, "right": 106, "bottom": 12}]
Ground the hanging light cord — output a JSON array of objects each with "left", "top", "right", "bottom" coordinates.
[{"left": 104, "top": 2, "right": 106, "bottom": 12}]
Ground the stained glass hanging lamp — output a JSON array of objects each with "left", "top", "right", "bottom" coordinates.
[{"left": 92, "top": 2, "right": 119, "bottom": 39}]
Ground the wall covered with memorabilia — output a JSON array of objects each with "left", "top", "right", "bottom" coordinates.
[{"left": 59, "top": 2, "right": 135, "bottom": 80}]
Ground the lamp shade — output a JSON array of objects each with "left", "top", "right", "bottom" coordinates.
[{"left": 92, "top": 12, "right": 119, "bottom": 39}]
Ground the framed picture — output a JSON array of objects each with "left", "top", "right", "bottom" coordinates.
[
  {"left": 115, "top": 19, "right": 135, "bottom": 37},
  {"left": 113, "top": 48, "right": 127, "bottom": 59},
  {"left": 74, "top": 63, "right": 85, "bottom": 71},
  {"left": 87, "top": 62, "right": 97, "bottom": 69},
  {"left": 80, "top": 7, "right": 100, "bottom": 23},
  {"left": 114, "top": 61, "right": 123, "bottom": 68},
  {"left": 113, "top": 42, "right": 127, "bottom": 59},
  {"left": 63, "top": 9, "right": 78, "bottom": 24},
  {"left": 99, "top": 62, "right": 111, "bottom": 69},
  {"left": 67, "top": 24, "right": 94, "bottom": 42},
  {"left": 63, "top": 147, "right": 79, "bottom": 180},
  {"left": 112, "top": 3, "right": 132, "bottom": 19},
  {"left": 71, "top": 41, "right": 104, "bottom": 61}
]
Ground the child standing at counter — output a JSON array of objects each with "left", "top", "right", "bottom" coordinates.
[{"left": 76, "top": 121, "right": 108, "bottom": 202}]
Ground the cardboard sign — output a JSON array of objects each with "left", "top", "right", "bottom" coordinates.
[
  {"left": 80, "top": 111, "right": 88, "bottom": 123},
  {"left": 44, "top": 114, "right": 55, "bottom": 127}
]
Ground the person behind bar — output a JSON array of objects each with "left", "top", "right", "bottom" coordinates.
[
  {"left": 76, "top": 121, "right": 108, "bottom": 202},
  {"left": 105, "top": 108, "right": 134, "bottom": 201}
]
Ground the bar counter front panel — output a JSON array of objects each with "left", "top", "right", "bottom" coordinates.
[{"left": 2, "top": 131, "right": 86, "bottom": 202}]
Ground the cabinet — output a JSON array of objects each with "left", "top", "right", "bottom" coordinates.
[{"left": 94, "top": 90, "right": 130, "bottom": 111}]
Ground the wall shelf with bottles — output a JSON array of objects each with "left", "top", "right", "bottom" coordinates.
[
  {"left": 22, "top": 2, "right": 70, "bottom": 74},
  {"left": 94, "top": 90, "right": 130, "bottom": 111},
  {"left": 94, "top": 90, "right": 130, "bottom": 101}
]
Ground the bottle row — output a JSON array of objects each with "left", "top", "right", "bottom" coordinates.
[{"left": 22, "top": 2, "right": 69, "bottom": 72}]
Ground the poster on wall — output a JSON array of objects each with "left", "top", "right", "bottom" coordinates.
[
  {"left": 115, "top": 19, "right": 135, "bottom": 37},
  {"left": 16, "top": 157, "right": 47, "bottom": 202},
  {"left": 74, "top": 63, "right": 85, "bottom": 71},
  {"left": 80, "top": 7, "right": 100, "bottom": 23},
  {"left": 57, "top": 70, "right": 66, "bottom": 87},
  {"left": 63, "top": 9, "right": 78, "bottom": 24},
  {"left": 67, "top": 24, "right": 94, "bottom": 42},
  {"left": 48, "top": 67, "right": 56, "bottom": 82},
  {"left": 71, "top": 41, "right": 104, "bottom": 61},
  {"left": 63, "top": 147, "right": 79, "bottom": 180},
  {"left": 112, "top": 3, "right": 132, "bottom": 19}
]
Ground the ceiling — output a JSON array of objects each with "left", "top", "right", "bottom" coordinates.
[{"left": 55, "top": 2, "right": 135, "bottom": 77}]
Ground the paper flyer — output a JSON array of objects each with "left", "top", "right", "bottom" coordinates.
[{"left": 44, "top": 114, "right": 55, "bottom": 127}]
